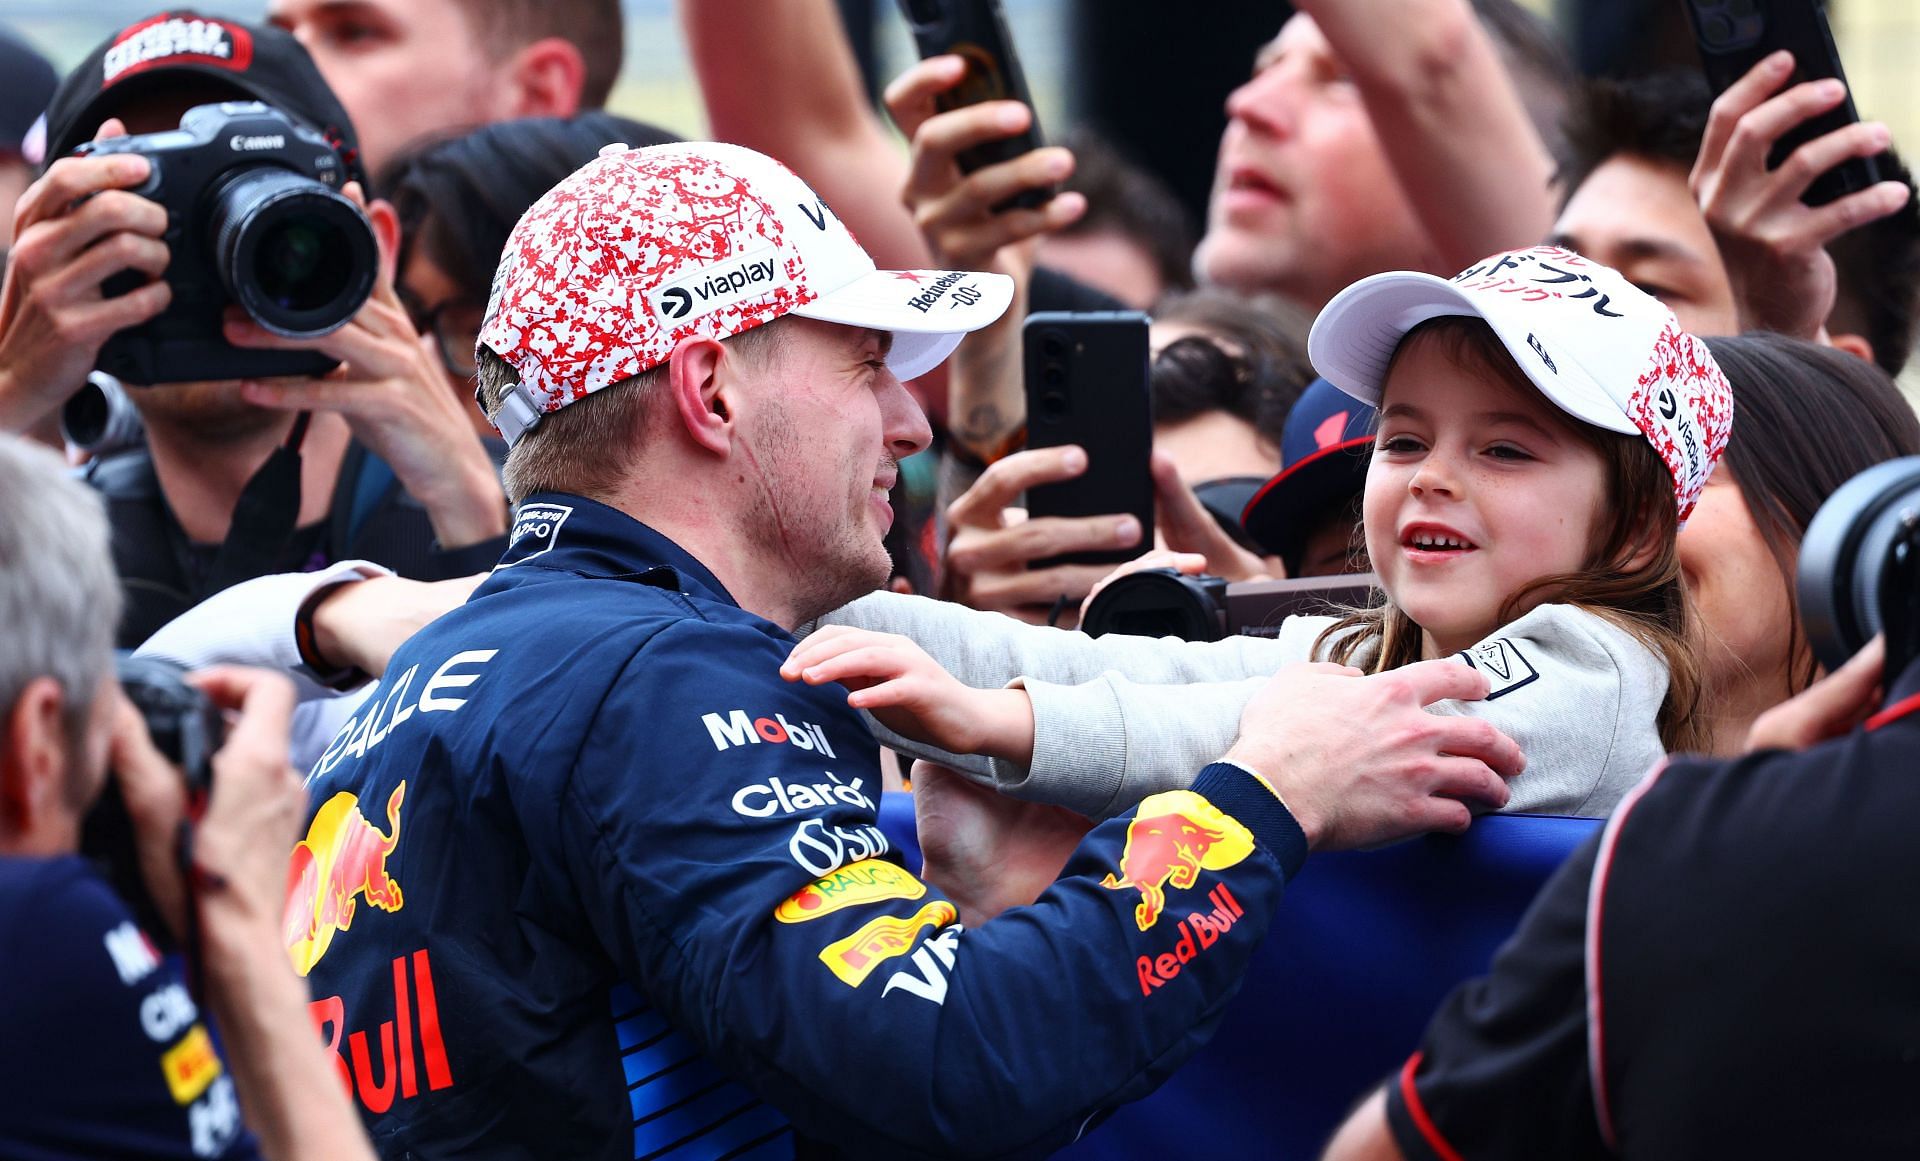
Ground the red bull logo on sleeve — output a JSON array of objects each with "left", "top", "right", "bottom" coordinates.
[
  {"left": 1100, "top": 790, "right": 1255, "bottom": 931},
  {"left": 285, "top": 782, "right": 407, "bottom": 976}
]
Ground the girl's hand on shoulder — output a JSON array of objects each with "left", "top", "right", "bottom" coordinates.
[{"left": 783, "top": 627, "right": 1032, "bottom": 761}]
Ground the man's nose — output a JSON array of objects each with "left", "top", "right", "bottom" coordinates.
[
  {"left": 882, "top": 374, "right": 933, "bottom": 459},
  {"left": 1224, "top": 67, "right": 1297, "bottom": 138}
]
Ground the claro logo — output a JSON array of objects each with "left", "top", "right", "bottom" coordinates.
[{"left": 703, "top": 709, "right": 837, "bottom": 758}]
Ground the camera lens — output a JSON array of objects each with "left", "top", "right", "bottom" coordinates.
[
  {"left": 1703, "top": 13, "right": 1737, "bottom": 47},
  {"left": 1039, "top": 389, "right": 1069, "bottom": 418},
  {"left": 1797, "top": 456, "right": 1920, "bottom": 671},
  {"left": 1042, "top": 363, "right": 1067, "bottom": 386},
  {"left": 209, "top": 166, "right": 376, "bottom": 338},
  {"left": 904, "top": 0, "right": 943, "bottom": 26},
  {"left": 1041, "top": 333, "right": 1069, "bottom": 360}
]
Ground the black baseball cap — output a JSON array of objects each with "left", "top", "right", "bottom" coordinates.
[
  {"left": 43, "top": 10, "right": 366, "bottom": 188},
  {"left": 1240, "top": 376, "right": 1376, "bottom": 573}
]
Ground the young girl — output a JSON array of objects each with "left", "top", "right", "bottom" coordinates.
[{"left": 784, "top": 246, "right": 1733, "bottom": 819}]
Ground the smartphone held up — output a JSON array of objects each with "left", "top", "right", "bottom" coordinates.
[
  {"left": 897, "top": 0, "right": 1057, "bottom": 210},
  {"left": 1685, "top": 0, "right": 1884, "bottom": 206}
]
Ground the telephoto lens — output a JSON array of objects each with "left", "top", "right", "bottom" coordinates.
[{"left": 210, "top": 166, "right": 377, "bottom": 338}]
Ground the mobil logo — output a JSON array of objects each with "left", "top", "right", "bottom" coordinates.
[{"left": 702, "top": 708, "right": 837, "bottom": 758}]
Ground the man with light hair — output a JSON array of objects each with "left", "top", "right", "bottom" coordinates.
[
  {"left": 0, "top": 435, "right": 374, "bottom": 1160},
  {"left": 288, "top": 139, "right": 1520, "bottom": 1156}
]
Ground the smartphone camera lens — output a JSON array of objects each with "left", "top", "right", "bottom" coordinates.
[
  {"left": 1702, "top": 12, "right": 1738, "bottom": 47},
  {"left": 1040, "top": 332, "right": 1069, "bottom": 360},
  {"left": 1039, "top": 389, "right": 1069, "bottom": 419},
  {"left": 1728, "top": 0, "right": 1758, "bottom": 17},
  {"left": 1042, "top": 363, "right": 1067, "bottom": 387},
  {"left": 904, "top": 0, "right": 943, "bottom": 26}
]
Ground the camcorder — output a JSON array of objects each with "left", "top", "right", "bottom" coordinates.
[
  {"left": 1797, "top": 455, "right": 1920, "bottom": 680},
  {"left": 76, "top": 101, "right": 378, "bottom": 385},
  {"left": 1081, "top": 569, "right": 1379, "bottom": 641},
  {"left": 80, "top": 655, "right": 225, "bottom": 950}
]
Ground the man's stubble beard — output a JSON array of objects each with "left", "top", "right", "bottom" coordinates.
[
  {"left": 130, "top": 380, "right": 288, "bottom": 444},
  {"left": 739, "top": 403, "right": 893, "bottom": 628}
]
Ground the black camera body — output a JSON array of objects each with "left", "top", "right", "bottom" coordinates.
[
  {"left": 76, "top": 102, "right": 377, "bottom": 385},
  {"left": 1797, "top": 456, "right": 1920, "bottom": 680},
  {"left": 1081, "top": 568, "right": 1379, "bottom": 641},
  {"left": 80, "top": 655, "right": 225, "bottom": 949}
]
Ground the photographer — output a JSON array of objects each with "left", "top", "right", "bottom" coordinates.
[
  {"left": 1321, "top": 624, "right": 1917, "bottom": 1159},
  {"left": 0, "top": 12, "right": 507, "bottom": 646},
  {"left": 0, "top": 435, "right": 372, "bottom": 1161}
]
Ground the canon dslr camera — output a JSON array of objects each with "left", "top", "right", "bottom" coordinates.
[{"left": 76, "top": 102, "right": 377, "bottom": 385}]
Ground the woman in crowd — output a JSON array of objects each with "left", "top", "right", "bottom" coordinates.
[{"left": 1683, "top": 334, "right": 1920, "bottom": 752}]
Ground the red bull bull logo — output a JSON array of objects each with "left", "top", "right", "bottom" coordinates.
[
  {"left": 285, "top": 782, "right": 407, "bottom": 975},
  {"left": 1100, "top": 790, "right": 1255, "bottom": 931}
]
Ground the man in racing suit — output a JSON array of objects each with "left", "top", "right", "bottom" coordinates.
[{"left": 287, "top": 141, "right": 1520, "bottom": 1159}]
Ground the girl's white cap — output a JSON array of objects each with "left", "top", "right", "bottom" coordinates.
[{"left": 1309, "top": 245, "right": 1733, "bottom": 522}]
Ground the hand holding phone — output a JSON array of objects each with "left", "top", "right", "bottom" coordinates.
[
  {"left": 1686, "top": 0, "right": 1882, "bottom": 206},
  {"left": 1023, "top": 311, "right": 1155, "bottom": 569},
  {"left": 1687, "top": 3, "right": 1914, "bottom": 347},
  {"left": 896, "top": 0, "right": 1056, "bottom": 211}
]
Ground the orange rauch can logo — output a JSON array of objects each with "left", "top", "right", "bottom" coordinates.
[
  {"left": 1100, "top": 790, "right": 1255, "bottom": 931},
  {"left": 285, "top": 782, "right": 407, "bottom": 975}
]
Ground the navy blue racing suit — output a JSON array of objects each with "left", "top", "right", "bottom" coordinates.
[{"left": 290, "top": 493, "right": 1308, "bottom": 1159}]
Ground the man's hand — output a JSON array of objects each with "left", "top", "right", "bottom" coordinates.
[
  {"left": 1224, "top": 658, "right": 1523, "bottom": 850},
  {"left": 0, "top": 118, "right": 170, "bottom": 434},
  {"left": 106, "top": 666, "right": 304, "bottom": 942},
  {"left": 231, "top": 184, "right": 507, "bottom": 550},
  {"left": 911, "top": 760, "right": 1092, "bottom": 925},
  {"left": 306, "top": 572, "right": 482, "bottom": 678},
  {"left": 945, "top": 445, "right": 1146, "bottom": 625},
  {"left": 884, "top": 55, "right": 1086, "bottom": 274},
  {"left": 782, "top": 625, "right": 1035, "bottom": 763},
  {"left": 1745, "top": 635, "right": 1885, "bottom": 753},
  {"left": 1691, "top": 51, "right": 1913, "bottom": 345},
  {"left": 1150, "top": 450, "right": 1277, "bottom": 582},
  {"left": 884, "top": 56, "right": 1085, "bottom": 459},
  {"left": 184, "top": 668, "right": 306, "bottom": 931}
]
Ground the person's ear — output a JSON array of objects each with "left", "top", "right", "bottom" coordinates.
[
  {"left": 502, "top": 37, "right": 587, "bottom": 119},
  {"left": 665, "top": 335, "right": 735, "bottom": 456},
  {"left": 0, "top": 678, "right": 74, "bottom": 846},
  {"left": 1828, "top": 331, "right": 1876, "bottom": 366},
  {"left": 365, "top": 197, "right": 403, "bottom": 285}
]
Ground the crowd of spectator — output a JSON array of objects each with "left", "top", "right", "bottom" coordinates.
[{"left": 3, "top": 2, "right": 1920, "bottom": 1159}]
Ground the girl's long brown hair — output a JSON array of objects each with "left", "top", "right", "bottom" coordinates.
[{"left": 1318, "top": 316, "right": 1708, "bottom": 754}]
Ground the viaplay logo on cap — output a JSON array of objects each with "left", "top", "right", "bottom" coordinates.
[
  {"left": 102, "top": 15, "right": 254, "bottom": 87},
  {"left": 649, "top": 244, "right": 785, "bottom": 324}
]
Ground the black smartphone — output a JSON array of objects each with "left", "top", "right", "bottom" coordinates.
[
  {"left": 896, "top": 0, "right": 1056, "bottom": 210},
  {"left": 1023, "top": 311, "right": 1155, "bottom": 569},
  {"left": 1684, "top": 0, "right": 1882, "bottom": 206}
]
